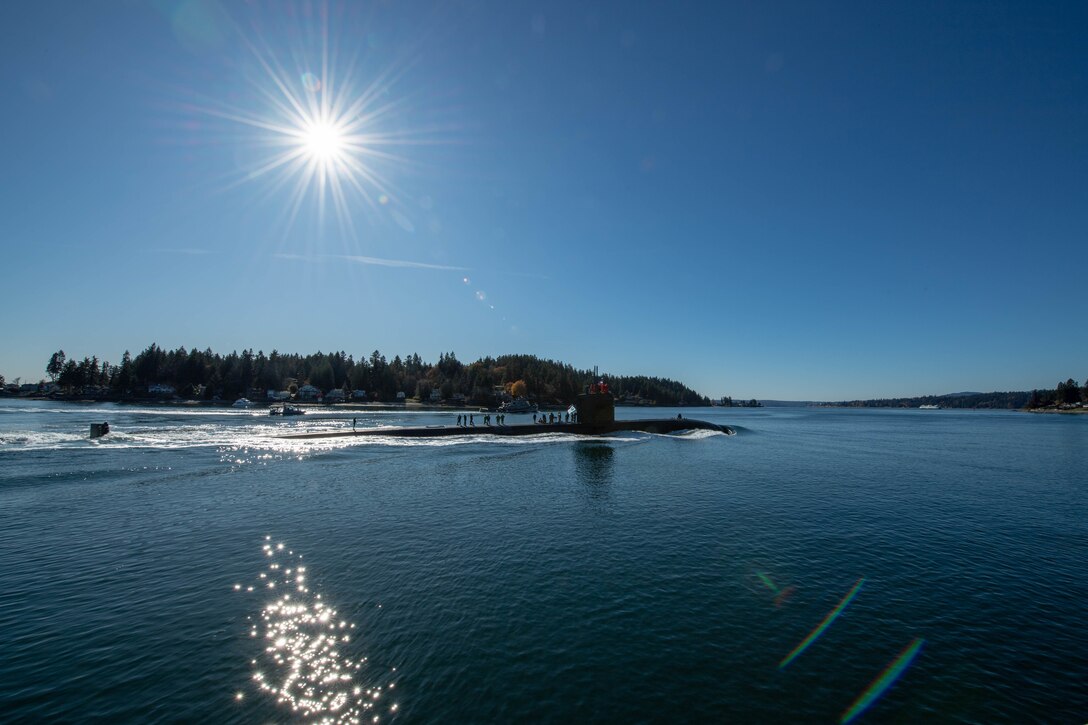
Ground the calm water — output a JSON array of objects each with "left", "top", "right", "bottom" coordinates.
[{"left": 1, "top": 400, "right": 1085, "bottom": 723}]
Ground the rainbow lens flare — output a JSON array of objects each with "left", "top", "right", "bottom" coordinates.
[
  {"left": 840, "top": 637, "right": 925, "bottom": 723},
  {"left": 779, "top": 577, "right": 865, "bottom": 669}
]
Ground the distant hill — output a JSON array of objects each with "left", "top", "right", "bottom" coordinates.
[
  {"left": 788, "top": 380, "right": 1086, "bottom": 411},
  {"left": 824, "top": 391, "right": 1030, "bottom": 409}
]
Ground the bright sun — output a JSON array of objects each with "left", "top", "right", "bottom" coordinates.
[
  {"left": 189, "top": 12, "right": 424, "bottom": 235},
  {"left": 301, "top": 120, "right": 346, "bottom": 162}
]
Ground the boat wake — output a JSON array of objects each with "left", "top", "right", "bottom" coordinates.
[
  {"left": 663, "top": 428, "right": 734, "bottom": 439},
  {"left": 1, "top": 415, "right": 735, "bottom": 456}
]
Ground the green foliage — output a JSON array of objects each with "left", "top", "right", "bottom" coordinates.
[
  {"left": 111, "top": 351, "right": 133, "bottom": 396},
  {"left": 830, "top": 383, "right": 1088, "bottom": 410},
  {"left": 1056, "top": 378, "right": 1081, "bottom": 405},
  {"left": 43, "top": 346, "right": 712, "bottom": 405},
  {"left": 46, "top": 350, "right": 66, "bottom": 382},
  {"left": 833, "top": 391, "right": 1033, "bottom": 409},
  {"left": 309, "top": 360, "right": 335, "bottom": 392}
]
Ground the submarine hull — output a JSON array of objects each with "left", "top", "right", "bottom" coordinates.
[{"left": 280, "top": 418, "right": 733, "bottom": 441}]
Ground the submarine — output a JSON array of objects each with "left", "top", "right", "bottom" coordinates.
[{"left": 280, "top": 386, "right": 734, "bottom": 441}]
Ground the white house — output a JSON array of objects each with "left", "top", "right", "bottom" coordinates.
[{"left": 297, "top": 384, "right": 321, "bottom": 401}]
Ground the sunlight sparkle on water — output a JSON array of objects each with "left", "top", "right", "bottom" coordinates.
[{"left": 237, "top": 540, "right": 398, "bottom": 724}]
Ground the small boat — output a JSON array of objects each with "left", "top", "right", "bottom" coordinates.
[
  {"left": 270, "top": 404, "right": 305, "bottom": 416},
  {"left": 919, "top": 404, "right": 941, "bottom": 410},
  {"left": 498, "top": 398, "right": 538, "bottom": 414},
  {"left": 232, "top": 398, "right": 255, "bottom": 408}
]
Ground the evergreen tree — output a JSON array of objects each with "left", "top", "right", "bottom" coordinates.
[
  {"left": 1057, "top": 379, "right": 1080, "bottom": 405},
  {"left": 112, "top": 351, "right": 133, "bottom": 396},
  {"left": 310, "top": 360, "right": 335, "bottom": 392},
  {"left": 46, "top": 350, "right": 66, "bottom": 382}
]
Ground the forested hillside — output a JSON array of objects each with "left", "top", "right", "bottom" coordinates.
[
  {"left": 39, "top": 347, "right": 711, "bottom": 406},
  {"left": 826, "top": 378, "right": 1087, "bottom": 409}
]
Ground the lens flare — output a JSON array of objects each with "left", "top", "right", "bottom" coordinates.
[
  {"left": 773, "top": 586, "right": 797, "bottom": 608},
  {"left": 755, "top": 571, "right": 797, "bottom": 609},
  {"left": 756, "top": 571, "right": 778, "bottom": 593},
  {"left": 301, "top": 71, "right": 322, "bottom": 93},
  {"left": 840, "top": 638, "right": 925, "bottom": 724},
  {"left": 179, "top": 4, "right": 432, "bottom": 238},
  {"left": 779, "top": 577, "right": 865, "bottom": 669}
]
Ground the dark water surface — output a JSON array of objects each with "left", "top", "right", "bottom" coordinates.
[{"left": 1, "top": 401, "right": 1085, "bottom": 723}]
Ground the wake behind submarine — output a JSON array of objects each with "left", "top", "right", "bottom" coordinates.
[{"left": 280, "top": 386, "right": 734, "bottom": 441}]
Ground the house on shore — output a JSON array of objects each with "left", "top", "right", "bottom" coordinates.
[{"left": 297, "top": 384, "right": 322, "bottom": 402}]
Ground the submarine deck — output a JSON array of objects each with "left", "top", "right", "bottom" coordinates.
[{"left": 279, "top": 417, "right": 733, "bottom": 440}]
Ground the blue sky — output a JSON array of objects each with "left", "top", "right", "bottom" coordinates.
[{"left": 2, "top": 1, "right": 1085, "bottom": 400}]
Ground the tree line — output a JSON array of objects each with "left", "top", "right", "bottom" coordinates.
[
  {"left": 37, "top": 346, "right": 712, "bottom": 406},
  {"left": 1028, "top": 378, "right": 1088, "bottom": 408},
  {"left": 827, "top": 377, "right": 1088, "bottom": 409}
]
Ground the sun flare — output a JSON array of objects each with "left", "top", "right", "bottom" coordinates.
[
  {"left": 300, "top": 119, "right": 347, "bottom": 162},
  {"left": 183, "top": 8, "right": 428, "bottom": 237}
]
